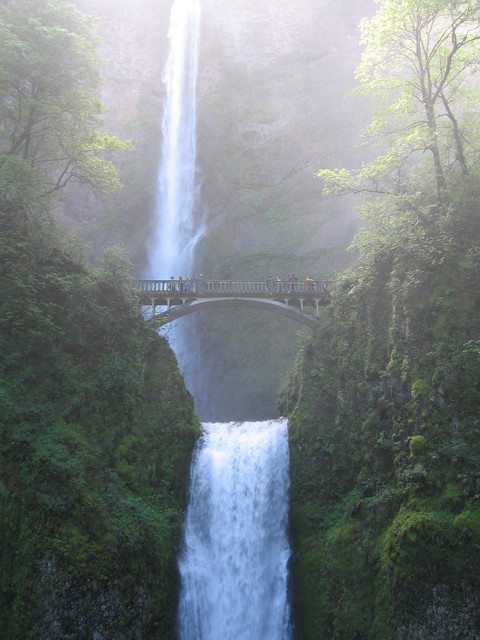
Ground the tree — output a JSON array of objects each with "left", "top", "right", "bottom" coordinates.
[
  {"left": 0, "top": 0, "right": 131, "bottom": 221},
  {"left": 318, "top": 0, "right": 480, "bottom": 206}
]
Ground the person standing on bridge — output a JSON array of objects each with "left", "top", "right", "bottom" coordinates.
[
  {"left": 267, "top": 276, "right": 273, "bottom": 294},
  {"left": 276, "top": 276, "right": 283, "bottom": 292},
  {"left": 198, "top": 274, "right": 204, "bottom": 293}
]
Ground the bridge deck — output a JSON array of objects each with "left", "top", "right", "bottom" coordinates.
[{"left": 133, "top": 278, "right": 329, "bottom": 297}]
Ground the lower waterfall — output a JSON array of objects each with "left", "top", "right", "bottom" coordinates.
[{"left": 177, "top": 419, "right": 292, "bottom": 640}]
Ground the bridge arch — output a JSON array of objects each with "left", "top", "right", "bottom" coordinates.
[{"left": 148, "top": 296, "right": 319, "bottom": 328}]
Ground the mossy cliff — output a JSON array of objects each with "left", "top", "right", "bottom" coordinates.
[
  {"left": 279, "top": 184, "right": 480, "bottom": 639},
  {"left": 0, "top": 217, "right": 200, "bottom": 639}
]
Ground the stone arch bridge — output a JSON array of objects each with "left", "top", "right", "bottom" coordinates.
[{"left": 133, "top": 279, "right": 329, "bottom": 328}]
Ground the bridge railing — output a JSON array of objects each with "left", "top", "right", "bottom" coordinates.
[{"left": 133, "top": 279, "right": 329, "bottom": 295}]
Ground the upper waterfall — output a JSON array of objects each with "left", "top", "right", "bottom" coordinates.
[{"left": 148, "top": 0, "right": 203, "bottom": 278}]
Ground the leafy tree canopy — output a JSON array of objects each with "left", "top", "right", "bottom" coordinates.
[
  {"left": 0, "top": 0, "right": 132, "bottom": 222},
  {"left": 318, "top": 0, "right": 480, "bottom": 205}
]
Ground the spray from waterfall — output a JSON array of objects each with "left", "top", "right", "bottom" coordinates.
[
  {"left": 148, "top": 0, "right": 203, "bottom": 279},
  {"left": 177, "top": 419, "right": 292, "bottom": 640}
]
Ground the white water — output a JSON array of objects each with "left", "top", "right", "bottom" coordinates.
[
  {"left": 151, "top": 4, "right": 293, "bottom": 637},
  {"left": 177, "top": 419, "right": 292, "bottom": 640},
  {"left": 147, "top": 0, "right": 204, "bottom": 411},
  {"left": 148, "top": 0, "right": 203, "bottom": 278}
]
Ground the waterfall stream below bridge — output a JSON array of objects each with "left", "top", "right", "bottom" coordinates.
[{"left": 177, "top": 418, "right": 292, "bottom": 639}]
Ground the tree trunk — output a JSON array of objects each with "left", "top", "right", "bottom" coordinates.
[
  {"left": 440, "top": 92, "right": 469, "bottom": 176},
  {"left": 415, "top": 20, "right": 447, "bottom": 204}
]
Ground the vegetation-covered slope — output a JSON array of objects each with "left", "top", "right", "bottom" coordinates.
[
  {"left": 280, "top": 183, "right": 480, "bottom": 638},
  {"left": 0, "top": 221, "right": 199, "bottom": 639},
  {"left": 280, "top": 2, "right": 480, "bottom": 638},
  {"left": 0, "top": 2, "right": 199, "bottom": 637}
]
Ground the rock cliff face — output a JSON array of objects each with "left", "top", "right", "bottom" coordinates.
[
  {"left": 66, "top": 0, "right": 375, "bottom": 419},
  {"left": 64, "top": 0, "right": 170, "bottom": 258},
  {"left": 196, "top": 0, "right": 373, "bottom": 274}
]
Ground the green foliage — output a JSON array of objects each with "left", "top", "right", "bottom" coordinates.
[
  {"left": 0, "top": 4, "right": 196, "bottom": 636},
  {"left": 284, "top": 81, "right": 480, "bottom": 637},
  {"left": 409, "top": 435, "right": 427, "bottom": 458},
  {"left": 317, "top": 0, "right": 480, "bottom": 204},
  {"left": 0, "top": 0, "right": 132, "bottom": 212},
  {"left": 0, "top": 216, "right": 199, "bottom": 638}
]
